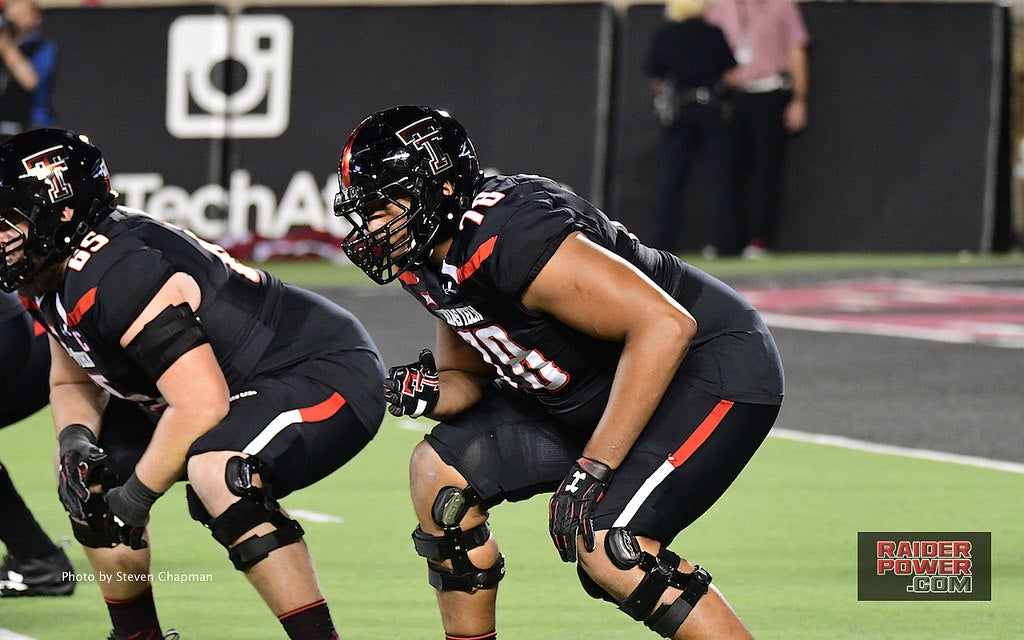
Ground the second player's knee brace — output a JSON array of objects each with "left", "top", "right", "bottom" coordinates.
[
  {"left": 186, "top": 456, "right": 304, "bottom": 571},
  {"left": 411, "top": 485, "right": 505, "bottom": 593},
  {"left": 605, "top": 528, "right": 713, "bottom": 638}
]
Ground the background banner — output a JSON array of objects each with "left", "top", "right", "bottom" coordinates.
[{"left": 42, "top": 2, "right": 1011, "bottom": 257}]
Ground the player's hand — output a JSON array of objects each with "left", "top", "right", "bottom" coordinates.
[
  {"left": 549, "top": 457, "right": 614, "bottom": 563},
  {"left": 104, "top": 473, "right": 162, "bottom": 550},
  {"left": 57, "top": 424, "right": 107, "bottom": 520},
  {"left": 384, "top": 349, "right": 440, "bottom": 417}
]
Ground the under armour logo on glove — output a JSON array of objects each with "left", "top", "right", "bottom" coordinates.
[
  {"left": 384, "top": 349, "right": 440, "bottom": 417},
  {"left": 549, "top": 457, "right": 614, "bottom": 563},
  {"left": 565, "top": 470, "right": 588, "bottom": 494}
]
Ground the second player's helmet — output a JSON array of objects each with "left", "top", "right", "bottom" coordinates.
[
  {"left": 0, "top": 128, "right": 116, "bottom": 292},
  {"left": 335, "top": 105, "right": 482, "bottom": 284}
]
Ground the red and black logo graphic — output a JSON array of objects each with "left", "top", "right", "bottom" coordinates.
[
  {"left": 858, "top": 531, "right": 991, "bottom": 601},
  {"left": 396, "top": 117, "right": 453, "bottom": 176},
  {"left": 20, "top": 145, "right": 74, "bottom": 204}
]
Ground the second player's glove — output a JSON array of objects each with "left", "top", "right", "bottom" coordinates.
[
  {"left": 549, "top": 457, "right": 614, "bottom": 563},
  {"left": 57, "top": 424, "right": 107, "bottom": 521},
  {"left": 384, "top": 349, "right": 440, "bottom": 418},
  {"left": 105, "top": 473, "right": 163, "bottom": 550}
]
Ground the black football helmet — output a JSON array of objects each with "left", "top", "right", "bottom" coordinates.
[
  {"left": 334, "top": 105, "right": 482, "bottom": 284},
  {"left": 0, "top": 129, "right": 117, "bottom": 292}
]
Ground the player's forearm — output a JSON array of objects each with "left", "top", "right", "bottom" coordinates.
[
  {"left": 429, "top": 369, "right": 489, "bottom": 419},
  {"left": 583, "top": 315, "right": 694, "bottom": 468},
  {"left": 49, "top": 381, "right": 108, "bottom": 437},
  {"left": 135, "top": 404, "right": 223, "bottom": 493}
]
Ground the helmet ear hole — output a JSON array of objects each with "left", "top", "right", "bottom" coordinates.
[{"left": 421, "top": 182, "right": 446, "bottom": 218}]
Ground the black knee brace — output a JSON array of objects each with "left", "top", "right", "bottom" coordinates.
[
  {"left": 411, "top": 485, "right": 505, "bottom": 593},
  {"left": 69, "top": 494, "right": 122, "bottom": 548},
  {"left": 605, "top": 528, "right": 713, "bottom": 638},
  {"left": 186, "top": 456, "right": 304, "bottom": 571}
]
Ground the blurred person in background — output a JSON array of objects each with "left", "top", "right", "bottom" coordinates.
[
  {"left": 705, "top": 0, "right": 809, "bottom": 258},
  {"left": 0, "top": 0, "right": 57, "bottom": 139},
  {"left": 0, "top": 289, "right": 76, "bottom": 598},
  {"left": 0, "top": 128, "right": 386, "bottom": 640},
  {"left": 336, "top": 105, "right": 784, "bottom": 640},
  {"left": 646, "top": 0, "right": 739, "bottom": 258}
]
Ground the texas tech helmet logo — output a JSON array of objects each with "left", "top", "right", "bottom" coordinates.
[
  {"left": 20, "top": 145, "right": 74, "bottom": 204},
  {"left": 396, "top": 117, "right": 453, "bottom": 175}
]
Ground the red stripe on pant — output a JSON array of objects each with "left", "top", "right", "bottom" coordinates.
[
  {"left": 298, "top": 392, "right": 346, "bottom": 422},
  {"left": 667, "top": 399, "right": 734, "bottom": 467}
]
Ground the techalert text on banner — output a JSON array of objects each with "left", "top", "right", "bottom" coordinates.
[{"left": 857, "top": 532, "right": 991, "bottom": 601}]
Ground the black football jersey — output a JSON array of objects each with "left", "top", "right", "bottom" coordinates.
[
  {"left": 0, "top": 290, "right": 25, "bottom": 323},
  {"left": 26, "top": 209, "right": 376, "bottom": 417},
  {"left": 400, "top": 175, "right": 783, "bottom": 422}
]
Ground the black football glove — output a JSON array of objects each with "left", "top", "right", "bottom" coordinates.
[
  {"left": 57, "top": 424, "right": 107, "bottom": 521},
  {"left": 384, "top": 349, "right": 440, "bottom": 418},
  {"left": 549, "top": 457, "right": 614, "bottom": 563},
  {"left": 104, "top": 473, "right": 163, "bottom": 550}
]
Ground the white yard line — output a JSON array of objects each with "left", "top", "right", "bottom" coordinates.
[
  {"left": 289, "top": 509, "right": 344, "bottom": 524},
  {"left": 771, "top": 428, "right": 1024, "bottom": 474},
  {"left": 761, "top": 313, "right": 1024, "bottom": 348},
  {"left": 0, "top": 630, "right": 41, "bottom": 640}
]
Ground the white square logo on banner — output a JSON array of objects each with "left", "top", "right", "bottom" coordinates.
[{"left": 166, "top": 14, "right": 292, "bottom": 139}]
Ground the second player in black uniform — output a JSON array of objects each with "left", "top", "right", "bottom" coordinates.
[
  {"left": 334, "top": 106, "right": 784, "bottom": 640},
  {"left": 0, "top": 129, "right": 386, "bottom": 640},
  {"left": 0, "top": 289, "right": 76, "bottom": 598}
]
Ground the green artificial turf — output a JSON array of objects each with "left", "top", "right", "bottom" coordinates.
[{"left": 1, "top": 412, "right": 1019, "bottom": 639}]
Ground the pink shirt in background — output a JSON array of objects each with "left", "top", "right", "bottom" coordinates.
[{"left": 705, "top": 0, "right": 809, "bottom": 86}]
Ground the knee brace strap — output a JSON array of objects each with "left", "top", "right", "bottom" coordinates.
[
  {"left": 411, "top": 484, "right": 501, "bottom": 593},
  {"left": 644, "top": 567, "right": 712, "bottom": 639},
  {"left": 206, "top": 491, "right": 280, "bottom": 547},
  {"left": 412, "top": 522, "right": 491, "bottom": 561},
  {"left": 426, "top": 553, "right": 506, "bottom": 593},
  {"left": 227, "top": 518, "right": 305, "bottom": 571},
  {"left": 187, "top": 469, "right": 305, "bottom": 571},
  {"left": 412, "top": 523, "right": 504, "bottom": 592},
  {"left": 206, "top": 495, "right": 305, "bottom": 570},
  {"left": 606, "top": 528, "right": 712, "bottom": 629}
]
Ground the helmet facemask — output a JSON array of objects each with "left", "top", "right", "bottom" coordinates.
[
  {"left": 0, "top": 211, "right": 31, "bottom": 293},
  {"left": 336, "top": 175, "right": 447, "bottom": 285},
  {"left": 335, "top": 106, "right": 482, "bottom": 285}
]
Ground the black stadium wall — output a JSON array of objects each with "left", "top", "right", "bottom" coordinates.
[{"left": 42, "top": 1, "right": 1011, "bottom": 256}]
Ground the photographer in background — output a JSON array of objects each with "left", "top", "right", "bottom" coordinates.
[{"left": 0, "top": 0, "right": 57, "bottom": 139}]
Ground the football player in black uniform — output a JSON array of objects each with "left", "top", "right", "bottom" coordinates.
[
  {"left": 0, "top": 289, "right": 76, "bottom": 597},
  {"left": 0, "top": 129, "right": 386, "bottom": 640},
  {"left": 334, "top": 106, "right": 784, "bottom": 640}
]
